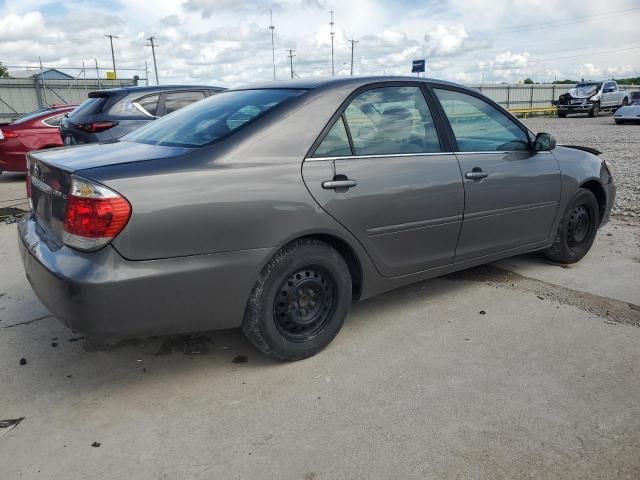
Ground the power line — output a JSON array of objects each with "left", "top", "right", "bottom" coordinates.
[
  {"left": 146, "top": 37, "right": 159, "bottom": 85},
  {"left": 471, "top": 7, "right": 640, "bottom": 38},
  {"left": 105, "top": 34, "right": 119, "bottom": 76}
]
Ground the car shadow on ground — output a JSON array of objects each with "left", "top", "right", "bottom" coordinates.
[{"left": 5, "top": 261, "right": 519, "bottom": 394}]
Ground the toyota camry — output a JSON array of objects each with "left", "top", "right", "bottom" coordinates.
[{"left": 19, "top": 77, "right": 615, "bottom": 360}]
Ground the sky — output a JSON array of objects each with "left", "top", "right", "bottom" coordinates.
[{"left": 0, "top": 0, "right": 639, "bottom": 87}]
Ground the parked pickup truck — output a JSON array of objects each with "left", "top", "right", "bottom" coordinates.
[{"left": 554, "top": 80, "right": 629, "bottom": 117}]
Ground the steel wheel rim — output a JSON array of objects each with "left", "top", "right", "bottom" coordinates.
[
  {"left": 567, "top": 204, "right": 593, "bottom": 250},
  {"left": 274, "top": 266, "right": 337, "bottom": 342}
]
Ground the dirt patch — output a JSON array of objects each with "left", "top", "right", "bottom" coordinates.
[{"left": 444, "top": 264, "right": 640, "bottom": 328}]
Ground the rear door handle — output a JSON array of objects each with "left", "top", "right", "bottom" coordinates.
[
  {"left": 465, "top": 169, "right": 489, "bottom": 180},
  {"left": 322, "top": 179, "right": 358, "bottom": 190}
]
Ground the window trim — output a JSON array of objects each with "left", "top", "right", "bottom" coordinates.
[
  {"left": 307, "top": 81, "right": 452, "bottom": 159},
  {"left": 427, "top": 83, "right": 534, "bottom": 152}
]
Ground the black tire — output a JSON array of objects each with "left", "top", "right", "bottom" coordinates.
[
  {"left": 615, "top": 119, "right": 623, "bottom": 125},
  {"left": 622, "top": 97, "right": 629, "bottom": 107},
  {"left": 588, "top": 102, "right": 600, "bottom": 117},
  {"left": 544, "top": 188, "right": 600, "bottom": 264},
  {"left": 558, "top": 112, "right": 567, "bottom": 118},
  {"left": 242, "top": 239, "right": 352, "bottom": 361}
]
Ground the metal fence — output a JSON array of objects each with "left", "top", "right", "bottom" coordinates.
[
  {"left": 2, "top": 78, "right": 639, "bottom": 123},
  {"left": 470, "top": 83, "right": 640, "bottom": 109},
  {"left": 0, "top": 77, "right": 141, "bottom": 122}
]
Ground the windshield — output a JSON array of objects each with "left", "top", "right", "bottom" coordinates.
[
  {"left": 124, "top": 89, "right": 306, "bottom": 148},
  {"left": 575, "top": 82, "right": 601, "bottom": 89}
]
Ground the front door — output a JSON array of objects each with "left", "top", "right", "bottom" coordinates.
[
  {"left": 302, "top": 85, "right": 464, "bottom": 277},
  {"left": 432, "top": 87, "right": 561, "bottom": 262}
]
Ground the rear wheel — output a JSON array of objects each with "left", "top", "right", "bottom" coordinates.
[
  {"left": 589, "top": 102, "right": 600, "bottom": 117},
  {"left": 544, "top": 188, "right": 600, "bottom": 264},
  {"left": 242, "top": 239, "right": 352, "bottom": 361},
  {"left": 558, "top": 112, "right": 567, "bottom": 118}
]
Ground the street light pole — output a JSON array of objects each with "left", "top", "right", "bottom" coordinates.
[
  {"left": 348, "top": 39, "right": 358, "bottom": 76},
  {"left": 269, "top": 10, "right": 276, "bottom": 80},
  {"left": 105, "top": 34, "right": 118, "bottom": 77},
  {"left": 146, "top": 37, "right": 159, "bottom": 85},
  {"left": 285, "top": 49, "right": 296, "bottom": 79},
  {"left": 330, "top": 10, "right": 335, "bottom": 76}
]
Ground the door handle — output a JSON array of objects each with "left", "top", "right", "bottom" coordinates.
[
  {"left": 465, "top": 169, "right": 489, "bottom": 180},
  {"left": 322, "top": 179, "right": 358, "bottom": 190}
]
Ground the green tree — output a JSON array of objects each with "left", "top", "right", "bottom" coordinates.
[
  {"left": 523, "top": 78, "right": 534, "bottom": 84},
  {"left": 0, "top": 62, "right": 9, "bottom": 78}
]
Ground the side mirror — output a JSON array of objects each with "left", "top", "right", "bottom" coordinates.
[
  {"left": 534, "top": 132, "right": 556, "bottom": 151},
  {"left": 603, "top": 87, "right": 614, "bottom": 93}
]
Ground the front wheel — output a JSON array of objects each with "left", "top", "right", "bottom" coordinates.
[
  {"left": 544, "top": 188, "right": 600, "bottom": 264},
  {"left": 558, "top": 112, "right": 567, "bottom": 118},
  {"left": 242, "top": 239, "right": 352, "bottom": 361},
  {"left": 589, "top": 102, "right": 600, "bottom": 117}
]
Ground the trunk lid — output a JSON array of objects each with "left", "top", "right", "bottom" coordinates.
[{"left": 28, "top": 140, "right": 190, "bottom": 246}]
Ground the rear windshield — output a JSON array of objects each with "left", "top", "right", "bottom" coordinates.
[
  {"left": 123, "top": 89, "right": 305, "bottom": 148},
  {"left": 68, "top": 96, "right": 107, "bottom": 118},
  {"left": 11, "top": 108, "right": 53, "bottom": 124}
]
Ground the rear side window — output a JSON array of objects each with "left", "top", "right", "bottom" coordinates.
[
  {"left": 163, "top": 91, "right": 206, "bottom": 115},
  {"left": 314, "top": 86, "right": 441, "bottom": 157},
  {"left": 68, "top": 97, "right": 107, "bottom": 118},
  {"left": 124, "top": 89, "right": 305, "bottom": 148},
  {"left": 434, "top": 88, "right": 529, "bottom": 152},
  {"left": 42, "top": 113, "right": 66, "bottom": 127},
  {"left": 314, "top": 116, "right": 352, "bottom": 157},
  {"left": 136, "top": 94, "right": 160, "bottom": 116}
]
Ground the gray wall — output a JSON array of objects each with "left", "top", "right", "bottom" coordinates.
[{"left": 0, "top": 78, "right": 138, "bottom": 122}]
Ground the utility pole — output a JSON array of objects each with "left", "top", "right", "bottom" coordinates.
[
  {"left": 146, "top": 37, "right": 159, "bottom": 85},
  {"left": 330, "top": 10, "right": 335, "bottom": 76},
  {"left": 348, "top": 39, "right": 358, "bottom": 76},
  {"left": 105, "top": 34, "right": 118, "bottom": 77},
  {"left": 269, "top": 10, "right": 276, "bottom": 80},
  {"left": 285, "top": 49, "right": 296, "bottom": 79}
]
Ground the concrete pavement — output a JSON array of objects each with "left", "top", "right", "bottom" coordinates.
[{"left": 1, "top": 214, "right": 639, "bottom": 479}]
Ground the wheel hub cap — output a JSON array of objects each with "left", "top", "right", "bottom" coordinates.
[
  {"left": 567, "top": 204, "right": 592, "bottom": 249},
  {"left": 274, "top": 267, "right": 336, "bottom": 341}
]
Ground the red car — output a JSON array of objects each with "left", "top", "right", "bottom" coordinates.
[{"left": 0, "top": 105, "right": 76, "bottom": 174}]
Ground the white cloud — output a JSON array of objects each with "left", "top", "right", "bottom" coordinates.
[
  {"left": 0, "top": 11, "right": 45, "bottom": 41},
  {"left": 424, "top": 24, "right": 468, "bottom": 57}
]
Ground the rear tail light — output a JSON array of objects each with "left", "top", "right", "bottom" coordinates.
[
  {"left": 62, "top": 177, "right": 131, "bottom": 251},
  {"left": 74, "top": 121, "right": 118, "bottom": 133},
  {"left": 0, "top": 129, "right": 18, "bottom": 141},
  {"left": 26, "top": 156, "right": 32, "bottom": 207}
]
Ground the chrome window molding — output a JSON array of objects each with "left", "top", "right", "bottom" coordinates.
[{"left": 305, "top": 152, "right": 452, "bottom": 162}]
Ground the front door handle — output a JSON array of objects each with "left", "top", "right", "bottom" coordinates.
[
  {"left": 322, "top": 179, "right": 358, "bottom": 190},
  {"left": 465, "top": 168, "right": 489, "bottom": 180}
]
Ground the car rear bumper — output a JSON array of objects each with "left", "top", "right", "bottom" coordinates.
[{"left": 18, "top": 214, "right": 270, "bottom": 340}]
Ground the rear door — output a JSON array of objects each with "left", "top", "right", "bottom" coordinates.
[
  {"left": 432, "top": 86, "right": 561, "bottom": 261},
  {"left": 302, "top": 84, "right": 464, "bottom": 277}
]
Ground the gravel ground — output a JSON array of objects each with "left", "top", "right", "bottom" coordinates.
[{"left": 524, "top": 114, "right": 640, "bottom": 218}]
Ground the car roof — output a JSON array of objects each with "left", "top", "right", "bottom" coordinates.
[
  {"left": 89, "top": 85, "right": 225, "bottom": 96},
  {"left": 231, "top": 75, "right": 465, "bottom": 91}
]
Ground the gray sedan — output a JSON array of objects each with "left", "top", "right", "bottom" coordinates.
[
  {"left": 614, "top": 100, "right": 640, "bottom": 124},
  {"left": 19, "top": 77, "right": 615, "bottom": 361}
]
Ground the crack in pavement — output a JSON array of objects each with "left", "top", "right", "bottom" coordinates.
[
  {"left": 0, "top": 314, "right": 52, "bottom": 329},
  {"left": 444, "top": 264, "right": 640, "bottom": 328}
]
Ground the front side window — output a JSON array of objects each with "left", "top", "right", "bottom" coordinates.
[
  {"left": 342, "top": 86, "right": 441, "bottom": 155},
  {"left": 434, "top": 88, "right": 530, "bottom": 152},
  {"left": 163, "top": 91, "right": 206, "bottom": 115},
  {"left": 124, "top": 89, "right": 305, "bottom": 148}
]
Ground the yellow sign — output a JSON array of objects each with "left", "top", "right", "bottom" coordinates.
[{"left": 106, "top": 71, "right": 117, "bottom": 80}]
